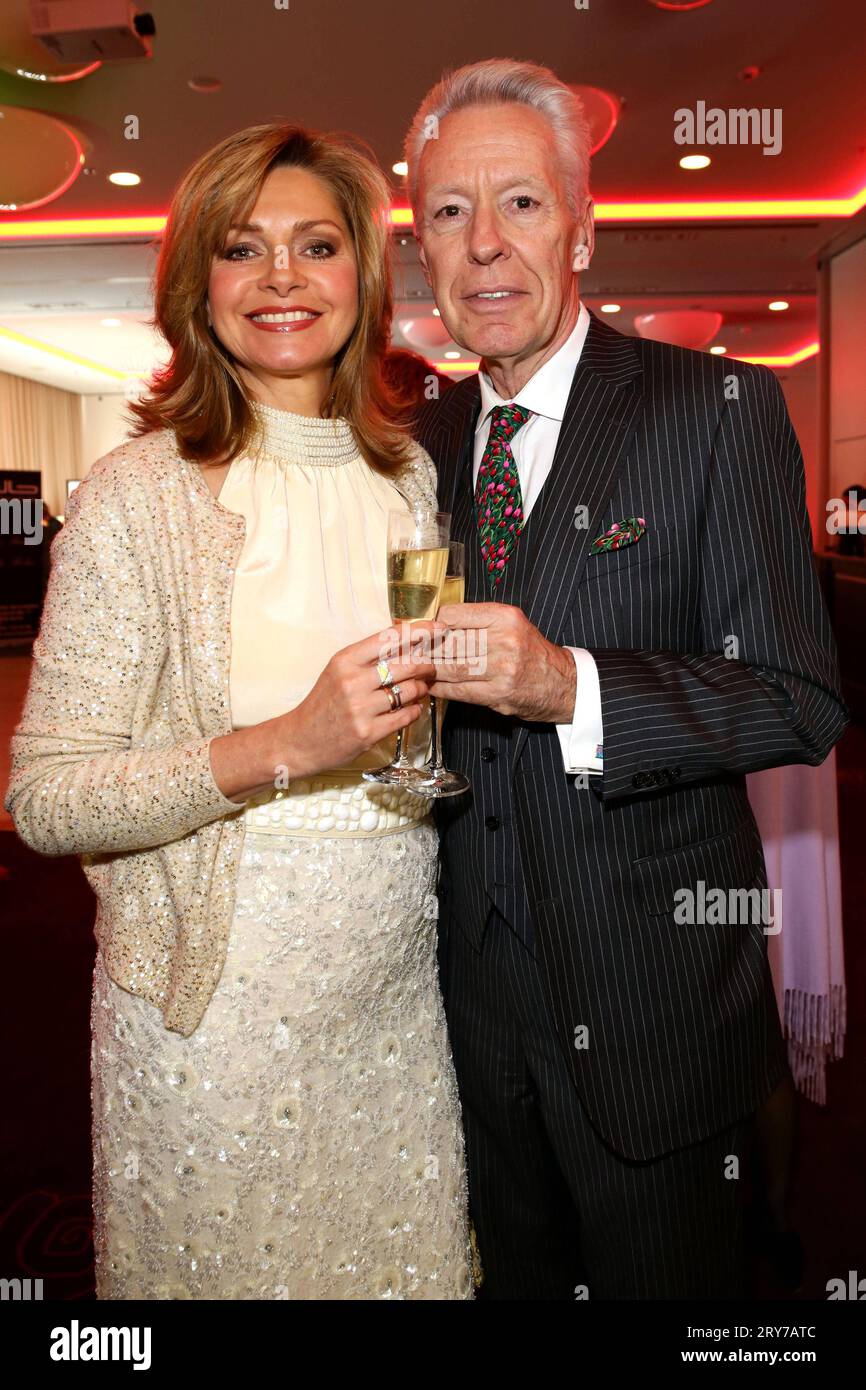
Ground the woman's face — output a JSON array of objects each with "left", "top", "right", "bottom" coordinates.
[{"left": 207, "top": 165, "right": 360, "bottom": 397}]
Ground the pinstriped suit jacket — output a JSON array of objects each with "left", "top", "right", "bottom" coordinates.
[{"left": 414, "top": 307, "right": 848, "bottom": 1162}]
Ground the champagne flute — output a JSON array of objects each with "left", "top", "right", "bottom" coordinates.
[
  {"left": 408, "top": 541, "right": 470, "bottom": 797},
  {"left": 362, "top": 508, "right": 450, "bottom": 789}
]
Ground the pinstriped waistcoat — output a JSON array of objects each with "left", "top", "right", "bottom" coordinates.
[{"left": 435, "top": 423, "right": 541, "bottom": 953}]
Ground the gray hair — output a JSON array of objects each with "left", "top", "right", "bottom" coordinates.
[{"left": 403, "top": 57, "right": 592, "bottom": 219}]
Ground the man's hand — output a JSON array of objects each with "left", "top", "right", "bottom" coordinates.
[{"left": 430, "top": 602, "right": 577, "bottom": 722}]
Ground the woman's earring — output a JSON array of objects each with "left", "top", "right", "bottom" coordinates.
[{"left": 572, "top": 244, "right": 590, "bottom": 271}]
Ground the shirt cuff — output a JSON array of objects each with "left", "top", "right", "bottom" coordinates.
[{"left": 555, "top": 648, "right": 604, "bottom": 775}]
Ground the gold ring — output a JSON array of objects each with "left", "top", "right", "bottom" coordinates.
[
  {"left": 386, "top": 683, "right": 403, "bottom": 711},
  {"left": 377, "top": 660, "right": 394, "bottom": 687}
]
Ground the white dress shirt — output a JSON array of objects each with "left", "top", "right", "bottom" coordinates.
[{"left": 472, "top": 300, "right": 603, "bottom": 775}]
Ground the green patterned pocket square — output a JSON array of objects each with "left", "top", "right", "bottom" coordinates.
[{"left": 589, "top": 516, "right": 647, "bottom": 554}]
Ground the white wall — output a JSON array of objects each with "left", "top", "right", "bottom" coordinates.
[
  {"left": 80, "top": 394, "right": 139, "bottom": 473},
  {"left": 829, "top": 234, "right": 866, "bottom": 502}
]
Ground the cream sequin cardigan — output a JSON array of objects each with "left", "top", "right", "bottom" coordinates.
[{"left": 4, "top": 425, "right": 439, "bottom": 1037}]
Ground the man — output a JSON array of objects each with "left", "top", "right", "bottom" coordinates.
[{"left": 403, "top": 58, "right": 848, "bottom": 1299}]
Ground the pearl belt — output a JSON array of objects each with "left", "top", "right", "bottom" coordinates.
[{"left": 240, "top": 769, "right": 432, "bottom": 838}]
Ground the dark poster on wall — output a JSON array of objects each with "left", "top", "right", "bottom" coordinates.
[{"left": 0, "top": 470, "right": 43, "bottom": 647}]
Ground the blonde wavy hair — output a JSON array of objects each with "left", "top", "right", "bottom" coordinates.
[{"left": 128, "top": 122, "right": 413, "bottom": 476}]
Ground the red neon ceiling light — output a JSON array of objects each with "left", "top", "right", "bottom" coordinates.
[
  {"left": 2, "top": 175, "right": 866, "bottom": 240},
  {"left": 392, "top": 178, "right": 866, "bottom": 227},
  {"left": 434, "top": 339, "right": 821, "bottom": 374},
  {"left": 730, "top": 340, "right": 819, "bottom": 367},
  {"left": 0, "top": 215, "right": 166, "bottom": 239}
]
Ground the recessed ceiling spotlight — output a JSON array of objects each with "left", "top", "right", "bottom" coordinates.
[
  {"left": 444, "top": 351, "right": 461, "bottom": 359},
  {"left": 392, "top": 161, "right": 408, "bottom": 176},
  {"left": 709, "top": 345, "right": 727, "bottom": 354},
  {"left": 600, "top": 303, "right": 621, "bottom": 313},
  {"left": 432, "top": 308, "right": 440, "bottom": 317},
  {"left": 108, "top": 171, "right": 140, "bottom": 186},
  {"left": 768, "top": 300, "right": 789, "bottom": 311},
  {"left": 679, "top": 155, "right": 711, "bottom": 170}
]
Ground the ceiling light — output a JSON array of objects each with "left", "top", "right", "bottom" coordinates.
[
  {"left": 3, "top": 62, "right": 101, "bottom": 82},
  {"left": 0, "top": 325, "right": 127, "bottom": 378},
  {"left": 444, "top": 351, "right": 461, "bottom": 359},
  {"left": 392, "top": 161, "right": 408, "bottom": 176},
  {"left": 710, "top": 345, "right": 727, "bottom": 354},
  {"left": 768, "top": 300, "right": 789, "bottom": 311},
  {"left": 600, "top": 303, "right": 621, "bottom": 313},
  {"left": 679, "top": 155, "right": 711, "bottom": 170},
  {"left": 635, "top": 310, "right": 722, "bottom": 349},
  {"left": 565, "top": 86, "right": 621, "bottom": 156},
  {"left": 108, "top": 171, "right": 140, "bottom": 186},
  {"left": 432, "top": 308, "right": 440, "bottom": 317}
]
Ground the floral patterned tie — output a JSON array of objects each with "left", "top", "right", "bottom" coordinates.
[{"left": 474, "top": 403, "right": 532, "bottom": 593}]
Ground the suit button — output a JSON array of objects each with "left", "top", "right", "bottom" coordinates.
[
  {"left": 672, "top": 766, "right": 682, "bottom": 779},
  {"left": 485, "top": 815, "right": 501, "bottom": 830},
  {"left": 632, "top": 772, "right": 651, "bottom": 788},
  {"left": 480, "top": 746, "right": 496, "bottom": 762}
]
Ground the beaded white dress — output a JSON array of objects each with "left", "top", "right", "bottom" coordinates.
[{"left": 90, "top": 403, "right": 474, "bottom": 1300}]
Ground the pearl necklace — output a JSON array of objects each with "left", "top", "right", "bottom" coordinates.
[{"left": 249, "top": 399, "right": 360, "bottom": 468}]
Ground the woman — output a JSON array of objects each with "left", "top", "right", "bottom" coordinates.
[{"left": 4, "top": 122, "right": 474, "bottom": 1300}]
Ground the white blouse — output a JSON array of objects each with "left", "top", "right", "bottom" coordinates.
[{"left": 218, "top": 413, "right": 433, "bottom": 775}]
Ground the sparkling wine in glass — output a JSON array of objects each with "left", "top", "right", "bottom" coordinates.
[
  {"left": 362, "top": 508, "right": 450, "bottom": 789},
  {"left": 408, "top": 540, "right": 470, "bottom": 798}
]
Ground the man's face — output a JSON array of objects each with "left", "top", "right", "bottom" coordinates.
[{"left": 415, "top": 103, "right": 593, "bottom": 369}]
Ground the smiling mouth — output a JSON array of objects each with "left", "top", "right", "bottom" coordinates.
[
  {"left": 247, "top": 310, "right": 321, "bottom": 323},
  {"left": 464, "top": 290, "right": 527, "bottom": 306}
]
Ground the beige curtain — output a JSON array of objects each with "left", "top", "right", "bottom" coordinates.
[{"left": 0, "top": 372, "right": 84, "bottom": 517}]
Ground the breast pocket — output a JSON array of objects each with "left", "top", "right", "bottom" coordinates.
[
  {"left": 563, "top": 524, "right": 680, "bottom": 648},
  {"left": 578, "top": 524, "right": 673, "bottom": 585}
]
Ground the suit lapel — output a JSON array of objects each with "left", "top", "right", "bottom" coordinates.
[
  {"left": 431, "top": 312, "right": 646, "bottom": 776},
  {"left": 510, "top": 310, "right": 646, "bottom": 771},
  {"left": 433, "top": 381, "right": 483, "bottom": 597},
  {"left": 436, "top": 379, "right": 481, "bottom": 519}
]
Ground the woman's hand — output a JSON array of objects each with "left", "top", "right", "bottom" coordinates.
[{"left": 276, "top": 621, "right": 439, "bottom": 780}]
